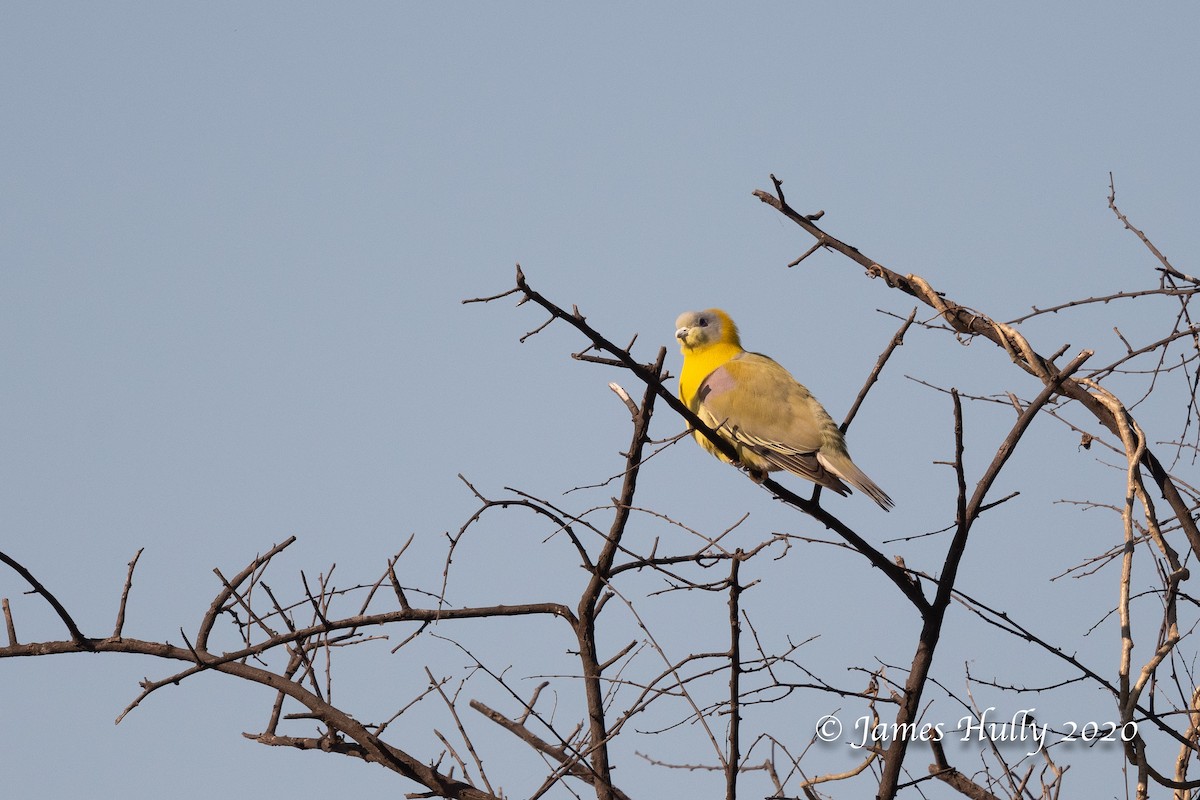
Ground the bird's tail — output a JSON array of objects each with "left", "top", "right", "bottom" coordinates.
[{"left": 818, "top": 451, "right": 894, "bottom": 511}]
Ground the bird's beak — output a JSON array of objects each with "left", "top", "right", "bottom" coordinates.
[{"left": 675, "top": 326, "right": 689, "bottom": 342}]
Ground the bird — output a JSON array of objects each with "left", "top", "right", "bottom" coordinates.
[{"left": 674, "top": 308, "right": 893, "bottom": 510}]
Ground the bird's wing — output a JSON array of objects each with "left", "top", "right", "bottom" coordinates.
[{"left": 697, "top": 353, "right": 850, "bottom": 494}]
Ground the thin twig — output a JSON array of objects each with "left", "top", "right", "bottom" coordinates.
[
  {"left": 196, "top": 537, "right": 296, "bottom": 651},
  {"left": 0, "top": 550, "right": 87, "bottom": 645},
  {"left": 112, "top": 548, "right": 144, "bottom": 638},
  {"left": 2, "top": 598, "right": 15, "bottom": 646}
]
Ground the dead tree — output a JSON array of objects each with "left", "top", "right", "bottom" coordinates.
[{"left": 2, "top": 174, "right": 1196, "bottom": 799}]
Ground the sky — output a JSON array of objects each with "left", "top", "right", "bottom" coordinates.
[{"left": 2, "top": 4, "right": 1198, "bottom": 798}]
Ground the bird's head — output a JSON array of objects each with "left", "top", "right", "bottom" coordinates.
[{"left": 674, "top": 309, "right": 741, "bottom": 352}]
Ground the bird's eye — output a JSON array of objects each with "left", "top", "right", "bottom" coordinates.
[{"left": 698, "top": 318, "right": 709, "bottom": 327}]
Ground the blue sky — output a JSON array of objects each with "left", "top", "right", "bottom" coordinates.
[{"left": 2, "top": 4, "right": 1198, "bottom": 798}]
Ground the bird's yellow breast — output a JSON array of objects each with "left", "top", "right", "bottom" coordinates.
[{"left": 679, "top": 342, "right": 743, "bottom": 408}]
